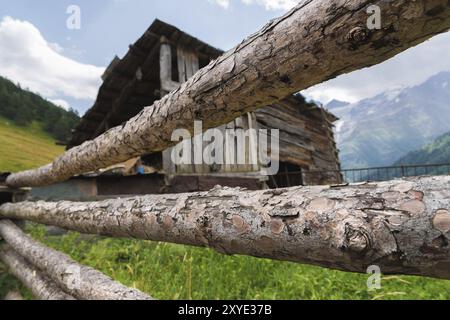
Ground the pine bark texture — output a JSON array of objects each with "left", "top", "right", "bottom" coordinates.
[
  {"left": 0, "top": 246, "right": 76, "bottom": 300},
  {"left": 6, "top": 0, "right": 450, "bottom": 188},
  {"left": 2, "top": 176, "right": 450, "bottom": 279},
  {"left": 0, "top": 220, "right": 153, "bottom": 300},
  {"left": 4, "top": 290, "right": 24, "bottom": 300}
]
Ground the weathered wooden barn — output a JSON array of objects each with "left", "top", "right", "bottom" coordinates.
[{"left": 27, "top": 20, "right": 341, "bottom": 201}]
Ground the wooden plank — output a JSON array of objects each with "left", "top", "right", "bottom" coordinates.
[
  {"left": 224, "top": 121, "right": 236, "bottom": 173},
  {"left": 177, "top": 47, "right": 187, "bottom": 82},
  {"left": 247, "top": 112, "right": 260, "bottom": 172},
  {"left": 185, "top": 50, "right": 199, "bottom": 79},
  {"left": 160, "top": 39, "right": 180, "bottom": 93}
]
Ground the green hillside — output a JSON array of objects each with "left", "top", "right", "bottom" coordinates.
[
  {"left": 0, "top": 76, "right": 79, "bottom": 142},
  {"left": 0, "top": 117, "right": 64, "bottom": 298},
  {"left": 395, "top": 131, "right": 450, "bottom": 165},
  {"left": 0, "top": 75, "right": 79, "bottom": 172},
  {"left": 0, "top": 117, "right": 64, "bottom": 172}
]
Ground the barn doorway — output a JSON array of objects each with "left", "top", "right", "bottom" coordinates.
[{"left": 267, "top": 162, "right": 304, "bottom": 188}]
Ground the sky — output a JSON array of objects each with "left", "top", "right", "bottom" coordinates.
[{"left": 0, "top": 0, "right": 449, "bottom": 114}]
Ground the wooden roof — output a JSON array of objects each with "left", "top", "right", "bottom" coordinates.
[{"left": 67, "top": 19, "right": 223, "bottom": 149}]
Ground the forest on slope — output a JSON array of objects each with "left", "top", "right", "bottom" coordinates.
[
  {"left": 0, "top": 76, "right": 79, "bottom": 142},
  {"left": 394, "top": 131, "right": 450, "bottom": 165}
]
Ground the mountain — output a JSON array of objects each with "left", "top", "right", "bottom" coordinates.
[
  {"left": 394, "top": 131, "right": 450, "bottom": 165},
  {"left": 0, "top": 76, "right": 79, "bottom": 142},
  {"left": 331, "top": 71, "right": 450, "bottom": 169},
  {"left": 325, "top": 99, "right": 350, "bottom": 110}
]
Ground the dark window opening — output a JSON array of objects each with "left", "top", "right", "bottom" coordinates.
[
  {"left": 141, "top": 152, "right": 163, "bottom": 171},
  {"left": 170, "top": 44, "right": 179, "bottom": 83},
  {"left": 267, "top": 162, "right": 304, "bottom": 189},
  {"left": 199, "top": 56, "right": 211, "bottom": 69},
  {"left": 0, "top": 172, "right": 10, "bottom": 184},
  {"left": 0, "top": 192, "right": 12, "bottom": 205}
]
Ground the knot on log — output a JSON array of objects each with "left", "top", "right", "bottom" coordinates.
[
  {"left": 433, "top": 209, "right": 450, "bottom": 234},
  {"left": 343, "top": 224, "right": 371, "bottom": 254},
  {"left": 346, "top": 26, "right": 371, "bottom": 49}
]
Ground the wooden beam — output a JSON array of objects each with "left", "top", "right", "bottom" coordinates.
[
  {"left": 2, "top": 176, "right": 450, "bottom": 280},
  {"left": 0, "top": 246, "right": 76, "bottom": 300},
  {"left": 0, "top": 220, "right": 153, "bottom": 300}
]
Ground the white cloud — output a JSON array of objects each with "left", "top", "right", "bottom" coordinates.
[
  {"left": 241, "top": 0, "right": 297, "bottom": 10},
  {"left": 209, "top": 0, "right": 230, "bottom": 9},
  {"left": 0, "top": 16, "right": 105, "bottom": 102},
  {"left": 48, "top": 98, "right": 70, "bottom": 111},
  {"left": 304, "top": 32, "right": 450, "bottom": 104},
  {"left": 48, "top": 42, "right": 64, "bottom": 53},
  {"left": 209, "top": 0, "right": 297, "bottom": 10}
]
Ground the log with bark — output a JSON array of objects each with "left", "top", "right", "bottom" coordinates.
[
  {"left": 1, "top": 176, "right": 449, "bottom": 279},
  {"left": 0, "top": 246, "right": 76, "bottom": 300},
  {"left": 0, "top": 220, "right": 153, "bottom": 300},
  {"left": 6, "top": 0, "right": 450, "bottom": 188},
  {"left": 4, "top": 290, "right": 24, "bottom": 300}
]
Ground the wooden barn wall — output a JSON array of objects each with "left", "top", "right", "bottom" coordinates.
[
  {"left": 164, "top": 113, "right": 261, "bottom": 177},
  {"left": 254, "top": 102, "right": 342, "bottom": 185},
  {"left": 161, "top": 45, "right": 262, "bottom": 177},
  {"left": 163, "top": 100, "right": 341, "bottom": 186}
]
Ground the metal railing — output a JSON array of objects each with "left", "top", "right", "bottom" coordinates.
[{"left": 303, "top": 163, "right": 450, "bottom": 184}]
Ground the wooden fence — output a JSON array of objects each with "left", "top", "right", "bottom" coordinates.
[{"left": 1, "top": 0, "right": 450, "bottom": 299}]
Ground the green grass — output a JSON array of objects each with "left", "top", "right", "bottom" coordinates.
[
  {"left": 0, "top": 117, "right": 64, "bottom": 172},
  {"left": 1, "top": 119, "right": 450, "bottom": 300},
  {"left": 6, "top": 226, "right": 447, "bottom": 300}
]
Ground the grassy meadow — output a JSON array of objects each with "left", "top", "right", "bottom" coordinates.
[
  {"left": 0, "top": 117, "right": 64, "bottom": 172},
  {"left": 1, "top": 120, "right": 450, "bottom": 300}
]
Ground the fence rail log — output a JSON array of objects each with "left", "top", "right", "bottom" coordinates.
[
  {"left": 4, "top": 290, "right": 24, "bottom": 300},
  {"left": 2, "top": 176, "right": 449, "bottom": 279},
  {"left": 6, "top": 0, "right": 450, "bottom": 188},
  {"left": 0, "top": 220, "right": 153, "bottom": 300},
  {"left": 0, "top": 246, "right": 76, "bottom": 300}
]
